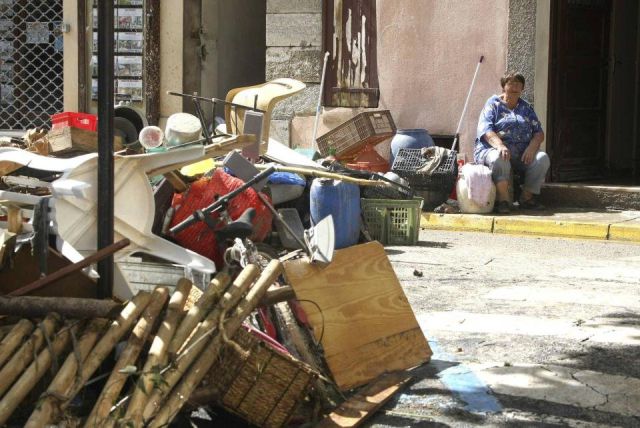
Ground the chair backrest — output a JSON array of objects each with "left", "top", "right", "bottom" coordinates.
[{"left": 225, "top": 78, "right": 305, "bottom": 154}]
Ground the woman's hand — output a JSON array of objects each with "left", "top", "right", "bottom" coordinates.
[
  {"left": 521, "top": 145, "right": 538, "bottom": 164},
  {"left": 498, "top": 145, "right": 511, "bottom": 161},
  {"left": 522, "top": 132, "right": 544, "bottom": 164}
]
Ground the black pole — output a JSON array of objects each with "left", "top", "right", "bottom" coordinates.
[{"left": 97, "top": 0, "right": 115, "bottom": 298}]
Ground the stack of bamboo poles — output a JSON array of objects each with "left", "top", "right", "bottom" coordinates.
[{"left": 0, "top": 259, "right": 284, "bottom": 427}]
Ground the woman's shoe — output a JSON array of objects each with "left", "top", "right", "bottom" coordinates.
[
  {"left": 519, "top": 196, "right": 545, "bottom": 210},
  {"left": 494, "top": 200, "right": 511, "bottom": 214}
]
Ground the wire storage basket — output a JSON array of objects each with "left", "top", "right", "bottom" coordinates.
[
  {"left": 391, "top": 148, "right": 458, "bottom": 210},
  {"left": 316, "top": 110, "right": 396, "bottom": 159},
  {"left": 201, "top": 326, "right": 318, "bottom": 428}
]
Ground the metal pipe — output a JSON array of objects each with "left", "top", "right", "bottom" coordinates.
[{"left": 97, "top": 0, "right": 115, "bottom": 298}]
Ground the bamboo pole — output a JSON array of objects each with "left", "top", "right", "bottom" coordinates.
[
  {"left": 0, "top": 319, "right": 34, "bottom": 369},
  {"left": 148, "top": 259, "right": 283, "bottom": 427},
  {"left": 122, "top": 279, "right": 192, "bottom": 426},
  {"left": 0, "top": 322, "right": 78, "bottom": 425},
  {"left": 25, "top": 318, "right": 109, "bottom": 428},
  {"left": 0, "top": 296, "right": 122, "bottom": 319},
  {"left": 167, "top": 272, "right": 231, "bottom": 358},
  {"left": 142, "top": 265, "right": 259, "bottom": 421},
  {"left": 26, "top": 292, "right": 152, "bottom": 427},
  {"left": 0, "top": 313, "right": 61, "bottom": 398},
  {"left": 212, "top": 161, "right": 398, "bottom": 187},
  {"left": 84, "top": 287, "right": 169, "bottom": 428}
]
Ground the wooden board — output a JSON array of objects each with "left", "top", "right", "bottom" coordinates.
[
  {"left": 283, "top": 241, "right": 431, "bottom": 390},
  {"left": 47, "top": 126, "right": 124, "bottom": 154},
  {"left": 317, "top": 371, "right": 412, "bottom": 428}
]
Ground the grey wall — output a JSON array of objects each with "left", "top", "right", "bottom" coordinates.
[{"left": 265, "top": 0, "right": 322, "bottom": 145}]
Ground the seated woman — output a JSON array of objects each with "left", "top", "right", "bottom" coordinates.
[{"left": 474, "top": 72, "right": 550, "bottom": 214}]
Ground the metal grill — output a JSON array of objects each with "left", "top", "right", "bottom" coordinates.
[{"left": 0, "top": 0, "right": 63, "bottom": 130}]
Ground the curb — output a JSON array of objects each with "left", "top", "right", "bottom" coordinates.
[{"left": 420, "top": 213, "right": 640, "bottom": 243}]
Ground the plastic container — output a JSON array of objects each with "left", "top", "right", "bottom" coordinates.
[
  {"left": 316, "top": 110, "right": 396, "bottom": 159},
  {"left": 165, "top": 112, "right": 202, "bottom": 147},
  {"left": 310, "top": 178, "right": 360, "bottom": 249},
  {"left": 346, "top": 143, "right": 389, "bottom": 173},
  {"left": 389, "top": 129, "right": 434, "bottom": 166},
  {"left": 361, "top": 197, "right": 423, "bottom": 245},
  {"left": 51, "top": 112, "right": 98, "bottom": 131},
  {"left": 138, "top": 126, "right": 165, "bottom": 150}
]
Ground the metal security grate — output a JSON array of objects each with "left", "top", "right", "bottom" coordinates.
[{"left": 0, "top": 0, "right": 63, "bottom": 130}]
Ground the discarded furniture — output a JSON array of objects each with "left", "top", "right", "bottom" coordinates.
[{"left": 283, "top": 241, "right": 432, "bottom": 390}]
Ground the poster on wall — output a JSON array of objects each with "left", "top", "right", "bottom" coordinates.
[
  {"left": 116, "top": 56, "right": 142, "bottom": 77},
  {"left": 91, "top": 78, "right": 118, "bottom": 100},
  {"left": 116, "top": 8, "right": 143, "bottom": 30},
  {"left": 117, "top": 32, "right": 143, "bottom": 54},
  {"left": 118, "top": 0, "right": 143, "bottom": 6},
  {"left": 117, "top": 79, "right": 142, "bottom": 101}
]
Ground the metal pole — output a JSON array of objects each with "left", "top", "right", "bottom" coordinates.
[
  {"left": 97, "top": 0, "right": 115, "bottom": 298},
  {"left": 451, "top": 55, "right": 484, "bottom": 151},
  {"left": 311, "top": 52, "right": 330, "bottom": 151}
]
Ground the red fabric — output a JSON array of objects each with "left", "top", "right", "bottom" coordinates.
[{"left": 170, "top": 168, "right": 273, "bottom": 269}]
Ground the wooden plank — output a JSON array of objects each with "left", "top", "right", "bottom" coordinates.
[
  {"left": 327, "top": 328, "right": 430, "bottom": 391},
  {"left": 283, "top": 241, "right": 431, "bottom": 390},
  {"left": 316, "top": 371, "right": 412, "bottom": 428},
  {"left": 47, "top": 126, "right": 124, "bottom": 154}
]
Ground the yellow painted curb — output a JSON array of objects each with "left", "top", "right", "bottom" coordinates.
[
  {"left": 609, "top": 222, "right": 640, "bottom": 242},
  {"left": 493, "top": 217, "right": 609, "bottom": 239},
  {"left": 421, "top": 213, "right": 494, "bottom": 232}
]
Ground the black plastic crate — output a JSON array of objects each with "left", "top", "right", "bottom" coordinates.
[{"left": 391, "top": 148, "right": 458, "bottom": 192}]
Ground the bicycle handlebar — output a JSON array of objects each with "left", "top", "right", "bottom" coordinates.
[{"left": 169, "top": 165, "right": 276, "bottom": 235}]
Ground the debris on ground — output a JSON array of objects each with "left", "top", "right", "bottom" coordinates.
[{"left": 0, "top": 81, "right": 453, "bottom": 426}]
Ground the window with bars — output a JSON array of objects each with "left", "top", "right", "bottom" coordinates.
[{"left": 0, "top": 0, "right": 64, "bottom": 130}]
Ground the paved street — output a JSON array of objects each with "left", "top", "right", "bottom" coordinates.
[{"left": 371, "top": 230, "right": 640, "bottom": 427}]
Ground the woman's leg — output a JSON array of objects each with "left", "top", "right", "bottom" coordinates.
[
  {"left": 521, "top": 152, "right": 550, "bottom": 200},
  {"left": 483, "top": 149, "right": 511, "bottom": 202}
]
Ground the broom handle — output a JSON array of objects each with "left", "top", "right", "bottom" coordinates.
[{"left": 452, "top": 55, "right": 484, "bottom": 151}]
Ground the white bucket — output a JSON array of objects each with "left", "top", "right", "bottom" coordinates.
[{"left": 165, "top": 113, "right": 202, "bottom": 147}]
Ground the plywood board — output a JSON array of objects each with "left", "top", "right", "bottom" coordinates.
[
  {"left": 284, "top": 241, "right": 431, "bottom": 390},
  {"left": 317, "top": 371, "right": 412, "bottom": 428}
]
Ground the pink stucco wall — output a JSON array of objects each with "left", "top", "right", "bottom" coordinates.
[{"left": 376, "top": 0, "right": 509, "bottom": 160}]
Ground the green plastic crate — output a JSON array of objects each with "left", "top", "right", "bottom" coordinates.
[{"left": 361, "top": 197, "right": 423, "bottom": 245}]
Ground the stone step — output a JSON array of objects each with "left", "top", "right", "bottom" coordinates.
[{"left": 541, "top": 183, "right": 640, "bottom": 210}]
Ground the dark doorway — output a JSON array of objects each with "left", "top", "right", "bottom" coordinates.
[{"left": 548, "top": 0, "right": 640, "bottom": 184}]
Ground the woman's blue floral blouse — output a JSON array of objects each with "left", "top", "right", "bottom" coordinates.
[{"left": 474, "top": 95, "right": 543, "bottom": 163}]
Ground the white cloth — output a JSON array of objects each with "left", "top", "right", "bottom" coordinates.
[{"left": 461, "top": 163, "right": 493, "bottom": 206}]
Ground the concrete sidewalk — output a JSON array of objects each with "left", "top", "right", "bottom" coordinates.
[{"left": 420, "top": 208, "right": 640, "bottom": 243}]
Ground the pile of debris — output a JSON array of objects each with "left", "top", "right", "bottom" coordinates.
[{"left": 0, "top": 78, "right": 442, "bottom": 426}]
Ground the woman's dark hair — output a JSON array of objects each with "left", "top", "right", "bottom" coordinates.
[{"left": 500, "top": 72, "right": 525, "bottom": 89}]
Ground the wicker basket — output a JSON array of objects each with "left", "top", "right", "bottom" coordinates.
[
  {"left": 201, "top": 326, "right": 317, "bottom": 428},
  {"left": 316, "top": 110, "right": 396, "bottom": 159}
]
